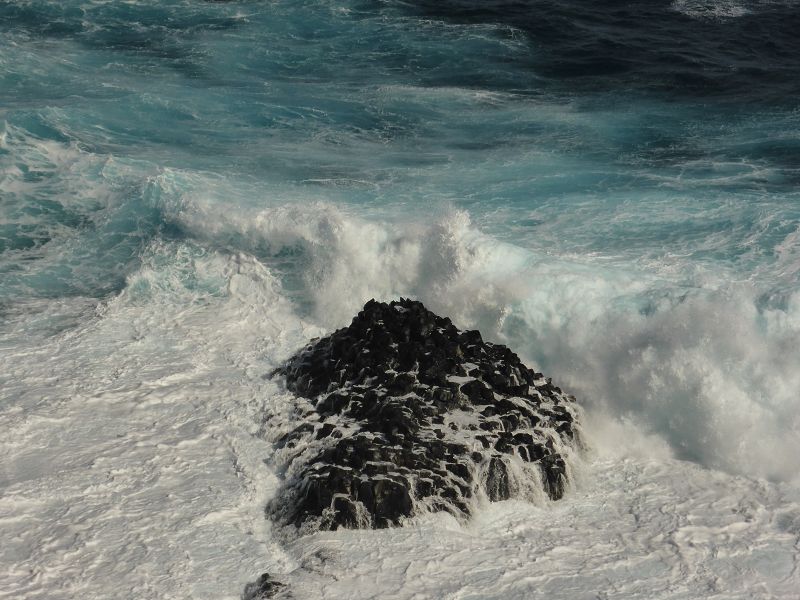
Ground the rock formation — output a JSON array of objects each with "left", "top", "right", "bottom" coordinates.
[
  {"left": 269, "top": 298, "right": 579, "bottom": 531},
  {"left": 243, "top": 573, "right": 287, "bottom": 600}
]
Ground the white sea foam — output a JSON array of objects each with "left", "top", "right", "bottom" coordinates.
[
  {"left": 673, "top": 0, "right": 800, "bottom": 20},
  {"left": 169, "top": 198, "right": 533, "bottom": 329},
  {"left": 168, "top": 197, "right": 800, "bottom": 484},
  {"left": 2, "top": 200, "right": 799, "bottom": 598},
  {"left": 0, "top": 241, "right": 314, "bottom": 599},
  {"left": 516, "top": 285, "right": 800, "bottom": 482},
  {"left": 671, "top": 0, "right": 751, "bottom": 19},
  {"left": 2, "top": 164, "right": 799, "bottom": 597},
  {"left": 270, "top": 456, "right": 800, "bottom": 599}
]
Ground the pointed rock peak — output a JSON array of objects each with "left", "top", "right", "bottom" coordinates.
[{"left": 270, "top": 299, "right": 581, "bottom": 531}]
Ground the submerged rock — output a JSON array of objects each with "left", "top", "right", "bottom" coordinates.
[
  {"left": 270, "top": 299, "right": 580, "bottom": 530},
  {"left": 242, "top": 573, "right": 288, "bottom": 600}
]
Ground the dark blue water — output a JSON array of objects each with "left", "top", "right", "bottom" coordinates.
[{"left": 408, "top": 0, "right": 800, "bottom": 98}]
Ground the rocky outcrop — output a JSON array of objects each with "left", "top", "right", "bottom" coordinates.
[
  {"left": 242, "top": 573, "right": 288, "bottom": 600},
  {"left": 269, "top": 299, "right": 579, "bottom": 531}
]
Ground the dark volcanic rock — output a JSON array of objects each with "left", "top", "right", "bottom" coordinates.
[
  {"left": 242, "top": 573, "right": 287, "bottom": 599},
  {"left": 270, "top": 299, "right": 580, "bottom": 531}
]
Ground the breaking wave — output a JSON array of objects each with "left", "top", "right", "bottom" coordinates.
[{"left": 164, "top": 195, "right": 800, "bottom": 482}]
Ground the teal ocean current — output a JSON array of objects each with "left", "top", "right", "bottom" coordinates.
[{"left": 2, "top": 0, "right": 800, "bottom": 481}]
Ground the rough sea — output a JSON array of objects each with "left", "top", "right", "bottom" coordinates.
[{"left": 2, "top": 1, "right": 799, "bottom": 598}]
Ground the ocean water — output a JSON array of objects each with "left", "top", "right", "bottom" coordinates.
[{"left": 1, "top": 1, "right": 799, "bottom": 598}]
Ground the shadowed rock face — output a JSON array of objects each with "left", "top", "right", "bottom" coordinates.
[
  {"left": 242, "top": 573, "right": 287, "bottom": 600},
  {"left": 270, "top": 299, "right": 579, "bottom": 530}
]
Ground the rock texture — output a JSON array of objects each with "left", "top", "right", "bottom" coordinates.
[
  {"left": 242, "top": 573, "right": 288, "bottom": 600},
  {"left": 270, "top": 299, "right": 579, "bottom": 530}
]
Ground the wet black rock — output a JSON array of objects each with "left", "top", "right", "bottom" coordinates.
[
  {"left": 242, "top": 573, "right": 287, "bottom": 600},
  {"left": 270, "top": 299, "right": 579, "bottom": 530}
]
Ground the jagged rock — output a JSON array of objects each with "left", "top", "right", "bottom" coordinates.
[
  {"left": 242, "top": 573, "right": 287, "bottom": 599},
  {"left": 270, "top": 298, "right": 580, "bottom": 530}
]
